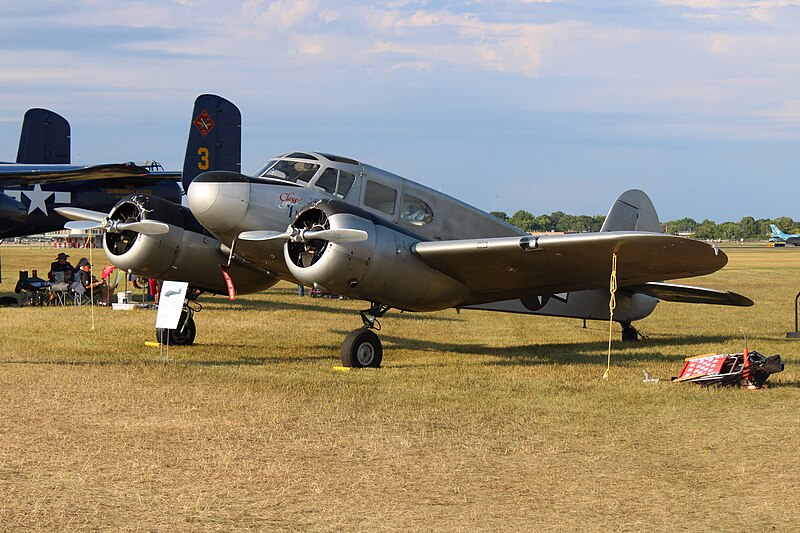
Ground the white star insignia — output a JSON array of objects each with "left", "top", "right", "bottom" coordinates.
[{"left": 22, "top": 184, "right": 53, "bottom": 215}]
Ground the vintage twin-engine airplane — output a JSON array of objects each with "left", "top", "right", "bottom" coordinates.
[
  {"left": 59, "top": 94, "right": 752, "bottom": 367},
  {"left": 0, "top": 108, "right": 181, "bottom": 239}
]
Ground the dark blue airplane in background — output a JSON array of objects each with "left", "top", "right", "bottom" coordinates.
[{"left": 0, "top": 108, "right": 182, "bottom": 239}]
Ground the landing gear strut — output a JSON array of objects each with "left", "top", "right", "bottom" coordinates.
[
  {"left": 620, "top": 320, "right": 640, "bottom": 342},
  {"left": 340, "top": 302, "right": 390, "bottom": 368}
]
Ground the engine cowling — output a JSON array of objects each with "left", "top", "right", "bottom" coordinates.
[
  {"left": 285, "top": 201, "right": 469, "bottom": 312},
  {"left": 104, "top": 194, "right": 277, "bottom": 295}
]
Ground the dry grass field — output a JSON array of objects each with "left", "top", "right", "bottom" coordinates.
[{"left": 0, "top": 244, "right": 797, "bottom": 531}]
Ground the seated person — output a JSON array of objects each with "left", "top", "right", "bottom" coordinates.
[
  {"left": 71, "top": 258, "right": 108, "bottom": 303},
  {"left": 48, "top": 252, "right": 75, "bottom": 288}
]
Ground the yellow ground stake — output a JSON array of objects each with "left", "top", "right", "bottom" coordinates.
[
  {"left": 144, "top": 341, "right": 160, "bottom": 347},
  {"left": 332, "top": 366, "right": 352, "bottom": 372}
]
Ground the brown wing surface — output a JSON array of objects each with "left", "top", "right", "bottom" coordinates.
[
  {"left": 412, "top": 232, "right": 727, "bottom": 305},
  {"left": 0, "top": 164, "right": 181, "bottom": 185}
]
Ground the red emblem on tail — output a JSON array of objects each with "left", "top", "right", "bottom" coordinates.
[{"left": 193, "top": 110, "right": 215, "bottom": 137}]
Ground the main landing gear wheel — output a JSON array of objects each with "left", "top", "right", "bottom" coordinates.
[
  {"left": 156, "top": 310, "right": 196, "bottom": 346},
  {"left": 341, "top": 327, "right": 383, "bottom": 368},
  {"left": 620, "top": 321, "right": 640, "bottom": 342}
]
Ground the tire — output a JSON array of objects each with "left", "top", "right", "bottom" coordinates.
[
  {"left": 341, "top": 327, "right": 383, "bottom": 368},
  {"left": 156, "top": 311, "right": 196, "bottom": 346},
  {"left": 0, "top": 296, "right": 18, "bottom": 307},
  {"left": 621, "top": 322, "right": 639, "bottom": 342}
]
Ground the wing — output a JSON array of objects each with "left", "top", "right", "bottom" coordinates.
[
  {"left": 412, "top": 232, "right": 727, "bottom": 305},
  {"left": 0, "top": 163, "right": 181, "bottom": 186}
]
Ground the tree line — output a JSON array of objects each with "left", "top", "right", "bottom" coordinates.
[{"left": 490, "top": 210, "right": 799, "bottom": 240}]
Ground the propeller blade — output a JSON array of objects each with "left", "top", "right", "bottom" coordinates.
[
  {"left": 303, "top": 229, "right": 368, "bottom": 243},
  {"left": 238, "top": 230, "right": 288, "bottom": 241},
  {"left": 238, "top": 228, "right": 368, "bottom": 243},
  {"left": 116, "top": 220, "right": 170, "bottom": 235},
  {"left": 65, "top": 220, "right": 103, "bottom": 231},
  {"left": 55, "top": 207, "right": 108, "bottom": 223}
]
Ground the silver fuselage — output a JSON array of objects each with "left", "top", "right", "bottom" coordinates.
[{"left": 187, "top": 151, "right": 657, "bottom": 321}]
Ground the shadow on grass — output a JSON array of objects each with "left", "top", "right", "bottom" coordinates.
[
  {"left": 208, "top": 298, "right": 459, "bottom": 323},
  {"left": 0, "top": 351, "right": 336, "bottom": 367},
  {"left": 358, "top": 332, "right": 738, "bottom": 366}
]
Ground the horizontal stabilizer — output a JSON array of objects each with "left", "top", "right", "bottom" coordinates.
[{"left": 625, "top": 282, "right": 753, "bottom": 307}]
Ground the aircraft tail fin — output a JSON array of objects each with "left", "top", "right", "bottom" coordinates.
[
  {"left": 16, "top": 108, "right": 70, "bottom": 164},
  {"left": 600, "top": 189, "right": 661, "bottom": 233},
  {"left": 770, "top": 224, "right": 785, "bottom": 238},
  {"left": 182, "top": 94, "right": 241, "bottom": 191}
]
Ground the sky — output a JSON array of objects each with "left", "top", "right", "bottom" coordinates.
[{"left": 1, "top": 0, "right": 799, "bottom": 222}]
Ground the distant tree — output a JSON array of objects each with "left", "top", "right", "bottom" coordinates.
[
  {"left": 492, "top": 210, "right": 799, "bottom": 240},
  {"left": 667, "top": 217, "right": 698, "bottom": 234},
  {"left": 693, "top": 219, "right": 718, "bottom": 239},
  {"left": 509, "top": 210, "right": 536, "bottom": 232},
  {"left": 534, "top": 214, "right": 552, "bottom": 232},
  {"left": 738, "top": 216, "right": 759, "bottom": 240},
  {"left": 717, "top": 221, "right": 739, "bottom": 240},
  {"left": 757, "top": 219, "right": 773, "bottom": 238}
]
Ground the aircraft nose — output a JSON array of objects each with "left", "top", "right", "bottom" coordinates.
[{"left": 187, "top": 171, "right": 250, "bottom": 233}]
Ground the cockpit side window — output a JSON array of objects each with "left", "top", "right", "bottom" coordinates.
[
  {"left": 315, "top": 168, "right": 356, "bottom": 199},
  {"left": 258, "top": 159, "right": 320, "bottom": 183},
  {"left": 400, "top": 194, "right": 434, "bottom": 226},
  {"left": 364, "top": 180, "right": 397, "bottom": 215}
]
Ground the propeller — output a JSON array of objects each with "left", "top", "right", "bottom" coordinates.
[
  {"left": 56, "top": 207, "right": 169, "bottom": 235},
  {"left": 238, "top": 226, "right": 368, "bottom": 243},
  {"left": 56, "top": 207, "right": 107, "bottom": 223}
]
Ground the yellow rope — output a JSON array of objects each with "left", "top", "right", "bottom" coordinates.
[{"left": 603, "top": 252, "right": 618, "bottom": 380}]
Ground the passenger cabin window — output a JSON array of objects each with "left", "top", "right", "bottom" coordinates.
[
  {"left": 259, "top": 159, "right": 320, "bottom": 183},
  {"left": 364, "top": 180, "right": 397, "bottom": 215},
  {"left": 314, "top": 168, "right": 355, "bottom": 199},
  {"left": 400, "top": 194, "right": 434, "bottom": 226}
]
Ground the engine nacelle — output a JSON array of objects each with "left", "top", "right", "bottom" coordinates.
[
  {"left": 285, "top": 201, "right": 468, "bottom": 311},
  {"left": 104, "top": 194, "right": 277, "bottom": 295}
]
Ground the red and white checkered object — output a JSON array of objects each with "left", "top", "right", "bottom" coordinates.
[{"left": 676, "top": 353, "right": 729, "bottom": 381}]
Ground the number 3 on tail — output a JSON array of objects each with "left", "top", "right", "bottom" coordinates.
[{"left": 197, "top": 147, "right": 209, "bottom": 170}]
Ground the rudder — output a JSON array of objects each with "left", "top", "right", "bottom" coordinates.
[
  {"left": 600, "top": 189, "right": 661, "bottom": 233},
  {"left": 16, "top": 108, "right": 70, "bottom": 164},
  {"left": 182, "top": 94, "right": 241, "bottom": 190}
]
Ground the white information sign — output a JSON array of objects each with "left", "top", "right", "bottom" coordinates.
[{"left": 155, "top": 281, "right": 189, "bottom": 330}]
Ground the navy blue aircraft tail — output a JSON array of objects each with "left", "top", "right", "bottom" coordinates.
[
  {"left": 16, "top": 108, "right": 71, "bottom": 164},
  {"left": 182, "top": 94, "right": 241, "bottom": 191},
  {"left": 0, "top": 107, "right": 182, "bottom": 240}
]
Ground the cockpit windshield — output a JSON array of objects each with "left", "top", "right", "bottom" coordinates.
[{"left": 255, "top": 158, "right": 321, "bottom": 184}]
